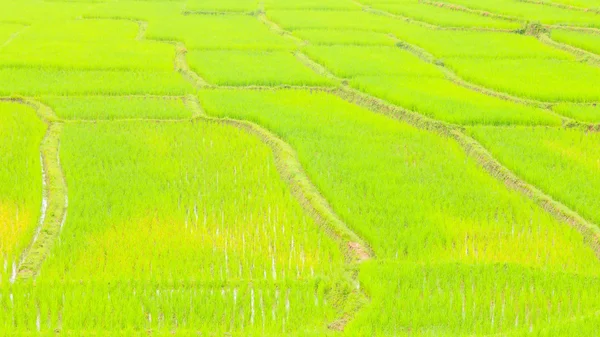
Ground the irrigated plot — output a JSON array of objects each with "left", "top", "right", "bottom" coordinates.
[
  {"left": 0, "top": 68, "right": 191, "bottom": 96},
  {"left": 198, "top": 89, "right": 600, "bottom": 335},
  {"left": 266, "top": 10, "right": 397, "bottom": 31},
  {"left": 10, "top": 120, "right": 345, "bottom": 334},
  {"left": 445, "top": 58, "right": 600, "bottom": 102},
  {"left": 0, "top": 102, "right": 46, "bottom": 284},
  {"left": 187, "top": 50, "right": 334, "bottom": 86},
  {"left": 470, "top": 126, "right": 600, "bottom": 226},
  {"left": 551, "top": 28, "right": 600, "bottom": 55},
  {"left": 40, "top": 96, "right": 192, "bottom": 120},
  {"left": 302, "top": 45, "right": 443, "bottom": 78},
  {"left": 264, "top": 0, "right": 361, "bottom": 10},
  {"left": 351, "top": 76, "right": 561, "bottom": 125},
  {"left": 0, "top": 20, "right": 175, "bottom": 71},
  {"left": 0, "top": 1, "right": 92, "bottom": 24},
  {"left": 372, "top": 2, "right": 521, "bottom": 29},
  {"left": 186, "top": 0, "right": 259, "bottom": 12},
  {"left": 146, "top": 15, "right": 297, "bottom": 50},
  {"left": 85, "top": 1, "right": 184, "bottom": 21},
  {"left": 552, "top": 103, "right": 600, "bottom": 122},
  {"left": 292, "top": 29, "right": 395, "bottom": 45},
  {"left": 0, "top": 23, "right": 24, "bottom": 44},
  {"left": 440, "top": 0, "right": 600, "bottom": 28}
]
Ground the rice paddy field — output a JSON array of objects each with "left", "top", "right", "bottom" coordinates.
[{"left": 1, "top": 0, "right": 599, "bottom": 336}]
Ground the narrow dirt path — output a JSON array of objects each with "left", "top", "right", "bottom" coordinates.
[
  {"left": 335, "top": 87, "right": 600, "bottom": 260},
  {"left": 0, "top": 98, "right": 68, "bottom": 280}
]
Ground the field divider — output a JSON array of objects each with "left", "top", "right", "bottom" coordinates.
[
  {"left": 258, "top": 13, "right": 306, "bottom": 46},
  {"left": 184, "top": 94, "right": 373, "bottom": 331},
  {"left": 419, "top": 0, "right": 523, "bottom": 23},
  {"left": 537, "top": 33, "right": 600, "bottom": 67},
  {"left": 357, "top": 1, "right": 519, "bottom": 32},
  {"left": 333, "top": 86, "right": 600, "bottom": 260},
  {"left": 520, "top": 0, "right": 600, "bottom": 13},
  {"left": 0, "top": 97, "right": 68, "bottom": 280}
]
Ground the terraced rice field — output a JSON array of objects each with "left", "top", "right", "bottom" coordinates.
[{"left": 1, "top": 0, "right": 599, "bottom": 336}]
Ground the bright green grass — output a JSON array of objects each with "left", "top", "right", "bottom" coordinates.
[
  {"left": 292, "top": 29, "right": 395, "bottom": 45},
  {"left": 198, "top": 89, "right": 600, "bottom": 335},
  {"left": 446, "top": 58, "right": 600, "bottom": 102},
  {"left": 146, "top": 15, "right": 296, "bottom": 50},
  {"left": 264, "top": 0, "right": 361, "bottom": 10},
  {"left": 302, "top": 45, "right": 443, "bottom": 77},
  {"left": 553, "top": 103, "right": 600, "bottom": 122},
  {"left": 548, "top": 0, "right": 600, "bottom": 9},
  {"left": 40, "top": 96, "right": 192, "bottom": 120},
  {"left": 0, "top": 68, "right": 191, "bottom": 96},
  {"left": 470, "top": 126, "right": 600, "bottom": 226},
  {"left": 442, "top": 0, "right": 600, "bottom": 27},
  {"left": 187, "top": 50, "right": 334, "bottom": 86},
  {"left": 373, "top": 2, "right": 521, "bottom": 29},
  {"left": 0, "top": 40, "right": 175, "bottom": 71},
  {"left": 266, "top": 10, "right": 397, "bottom": 31},
  {"left": 0, "top": 102, "right": 46, "bottom": 284},
  {"left": 551, "top": 28, "right": 600, "bottom": 55},
  {"left": 389, "top": 21, "right": 574, "bottom": 59},
  {"left": 185, "top": 0, "right": 258, "bottom": 12},
  {"left": 85, "top": 1, "right": 185, "bottom": 21},
  {"left": 3, "top": 120, "right": 346, "bottom": 334},
  {"left": 0, "top": 1, "right": 92, "bottom": 24},
  {"left": 0, "top": 23, "right": 24, "bottom": 44},
  {"left": 351, "top": 76, "right": 561, "bottom": 125},
  {"left": 13, "top": 20, "right": 140, "bottom": 43}
]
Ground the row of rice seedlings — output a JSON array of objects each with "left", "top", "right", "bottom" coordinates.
[
  {"left": 186, "top": 50, "right": 335, "bottom": 86},
  {"left": 469, "top": 126, "right": 600, "bottom": 226},
  {"left": 39, "top": 96, "right": 192, "bottom": 120},
  {"left": 547, "top": 0, "right": 600, "bottom": 9},
  {"left": 302, "top": 45, "right": 443, "bottom": 77},
  {"left": 0, "top": 68, "right": 191, "bottom": 96},
  {"left": 550, "top": 28, "right": 600, "bottom": 55},
  {"left": 552, "top": 103, "right": 600, "bottom": 122},
  {"left": 0, "top": 20, "right": 176, "bottom": 71},
  {"left": 0, "top": 23, "right": 24, "bottom": 44},
  {"left": 436, "top": 0, "right": 600, "bottom": 27},
  {"left": 40, "top": 121, "right": 343, "bottom": 283},
  {"left": 145, "top": 15, "right": 297, "bottom": 50},
  {"left": 351, "top": 76, "right": 562, "bottom": 125},
  {"left": 263, "top": 0, "right": 361, "bottom": 10},
  {"left": 444, "top": 58, "right": 600, "bottom": 102},
  {"left": 348, "top": 262, "right": 600, "bottom": 336},
  {"left": 0, "top": 1, "right": 93, "bottom": 25},
  {"left": 368, "top": 1, "right": 521, "bottom": 29},
  {"left": 0, "top": 280, "right": 340, "bottom": 334},
  {"left": 292, "top": 29, "right": 396, "bottom": 46},
  {"left": 266, "top": 9, "right": 399, "bottom": 31},
  {"left": 185, "top": 0, "right": 259, "bottom": 13},
  {"left": 84, "top": 1, "right": 185, "bottom": 22},
  {"left": 197, "top": 89, "right": 600, "bottom": 335},
  {"left": 0, "top": 102, "right": 46, "bottom": 284}
]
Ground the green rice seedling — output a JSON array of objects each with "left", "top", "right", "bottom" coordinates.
[
  {"left": 0, "top": 1, "right": 93, "bottom": 24},
  {"left": 85, "top": 1, "right": 185, "bottom": 21},
  {"left": 445, "top": 58, "right": 600, "bottom": 102},
  {"left": 198, "top": 89, "right": 600, "bottom": 335},
  {"left": 441, "top": 0, "right": 600, "bottom": 27},
  {"left": 291, "top": 29, "right": 395, "bottom": 45},
  {"left": 39, "top": 96, "right": 192, "bottom": 120},
  {"left": 348, "top": 262, "right": 600, "bottom": 336},
  {"left": 146, "top": 15, "right": 297, "bottom": 50},
  {"left": 0, "top": 102, "right": 46, "bottom": 284},
  {"left": 266, "top": 10, "right": 398, "bottom": 31},
  {"left": 389, "top": 21, "right": 574, "bottom": 58},
  {"left": 302, "top": 45, "right": 443, "bottom": 77},
  {"left": 3, "top": 120, "right": 346, "bottom": 333},
  {"left": 263, "top": 0, "right": 361, "bottom": 10},
  {"left": 0, "top": 20, "right": 176, "bottom": 71},
  {"left": 186, "top": 50, "right": 335, "bottom": 86},
  {"left": 351, "top": 76, "right": 561, "bottom": 125},
  {"left": 185, "top": 0, "right": 259, "bottom": 12},
  {"left": 470, "top": 126, "right": 600, "bottom": 226},
  {"left": 372, "top": 2, "right": 521, "bottom": 29},
  {"left": 549, "top": 0, "right": 600, "bottom": 9},
  {"left": 552, "top": 103, "right": 600, "bottom": 122},
  {"left": 551, "top": 28, "right": 600, "bottom": 55},
  {"left": 0, "top": 68, "right": 191, "bottom": 96},
  {"left": 0, "top": 23, "right": 24, "bottom": 45}
]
